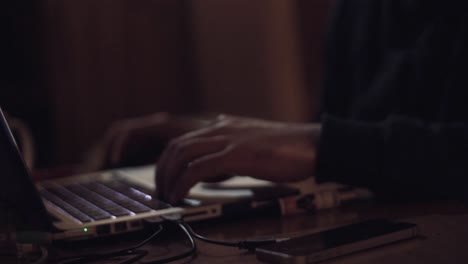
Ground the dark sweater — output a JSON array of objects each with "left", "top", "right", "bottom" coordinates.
[{"left": 316, "top": 0, "right": 468, "bottom": 201}]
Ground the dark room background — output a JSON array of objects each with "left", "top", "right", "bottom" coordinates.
[{"left": 0, "top": 0, "right": 332, "bottom": 168}]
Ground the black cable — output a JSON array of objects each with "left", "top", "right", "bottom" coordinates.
[
  {"left": 31, "top": 246, "right": 49, "bottom": 264},
  {"left": 55, "top": 214, "right": 281, "bottom": 264},
  {"left": 57, "top": 224, "right": 163, "bottom": 264},
  {"left": 18, "top": 246, "right": 49, "bottom": 264},
  {"left": 183, "top": 222, "right": 282, "bottom": 251},
  {"left": 140, "top": 222, "right": 197, "bottom": 264},
  {"left": 55, "top": 221, "right": 198, "bottom": 264},
  {"left": 181, "top": 223, "right": 239, "bottom": 247},
  {"left": 119, "top": 249, "right": 148, "bottom": 264},
  {"left": 161, "top": 216, "right": 285, "bottom": 251}
]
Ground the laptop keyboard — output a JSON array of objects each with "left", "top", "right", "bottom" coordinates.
[
  {"left": 40, "top": 180, "right": 171, "bottom": 223},
  {"left": 84, "top": 182, "right": 152, "bottom": 214},
  {"left": 41, "top": 185, "right": 114, "bottom": 221},
  {"left": 40, "top": 189, "right": 94, "bottom": 223}
]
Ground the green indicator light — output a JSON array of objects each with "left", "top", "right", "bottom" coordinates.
[{"left": 84, "top": 228, "right": 88, "bottom": 232}]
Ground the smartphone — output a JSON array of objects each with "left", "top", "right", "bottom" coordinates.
[{"left": 256, "top": 219, "right": 418, "bottom": 264}]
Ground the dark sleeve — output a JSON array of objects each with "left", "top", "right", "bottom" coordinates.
[
  {"left": 316, "top": 115, "right": 468, "bottom": 202},
  {"left": 316, "top": 0, "right": 468, "bottom": 201}
]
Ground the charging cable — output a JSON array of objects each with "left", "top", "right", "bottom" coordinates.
[
  {"left": 54, "top": 220, "right": 197, "bottom": 264},
  {"left": 14, "top": 245, "right": 49, "bottom": 264},
  {"left": 56, "top": 224, "right": 163, "bottom": 264},
  {"left": 161, "top": 215, "right": 289, "bottom": 251},
  {"left": 139, "top": 222, "right": 196, "bottom": 264},
  {"left": 31, "top": 246, "right": 48, "bottom": 264},
  {"left": 54, "top": 214, "right": 286, "bottom": 264}
]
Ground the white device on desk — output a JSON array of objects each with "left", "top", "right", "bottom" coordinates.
[{"left": 256, "top": 219, "right": 419, "bottom": 264}]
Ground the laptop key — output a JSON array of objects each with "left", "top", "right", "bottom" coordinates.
[
  {"left": 45, "top": 186, "right": 112, "bottom": 221},
  {"left": 40, "top": 190, "right": 92, "bottom": 223},
  {"left": 84, "top": 182, "right": 151, "bottom": 214},
  {"left": 66, "top": 184, "right": 131, "bottom": 217},
  {"left": 101, "top": 180, "right": 171, "bottom": 210}
]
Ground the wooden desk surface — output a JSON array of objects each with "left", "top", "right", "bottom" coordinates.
[{"left": 41, "top": 202, "right": 468, "bottom": 264}]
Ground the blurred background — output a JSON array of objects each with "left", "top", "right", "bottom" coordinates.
[{"left": 0, "top": 0, "right": 332, "bottom": 168}]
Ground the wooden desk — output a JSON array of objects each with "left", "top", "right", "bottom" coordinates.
[{"left": 45, "top": 202, "right": 468, "bottom": 264}]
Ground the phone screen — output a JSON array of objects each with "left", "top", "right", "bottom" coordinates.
[{"left": 257, "top": 219, "right": 417, "bottom": 260}]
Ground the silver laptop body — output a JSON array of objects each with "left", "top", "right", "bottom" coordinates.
[{"left": 0, "top": 107, "right": 298, "bottom": 241}]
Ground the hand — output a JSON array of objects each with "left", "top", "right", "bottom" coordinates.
[
  {"left": 156, "top": 115, "right": 321, "bottom": 204},
  {"left": 80, "top": 113, "right": 211, "bottom": 172}
]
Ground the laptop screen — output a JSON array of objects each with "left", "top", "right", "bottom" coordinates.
[{"left": 0, "top": 107, "right": 51, "bottom": 232}]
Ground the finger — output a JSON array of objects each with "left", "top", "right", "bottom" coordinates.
[
  {"left": 156, "top": 125, "right": 228, "bottom": 198},
  {"left": 162, "top": 136, "right": 228, "bottom": 196},
  {"left": 156, "top": 136, "right": 194, "bottom": 200},
  {"left": 156, "top": 135, "right": 223, "bottom": 199},
  {"left": 156, "top": 135, "right": 192, "bottom": 199},
  {"left": 159, "top": 137, "right": 229, "bottom": 202},
  {"left": 155, "top": 141, "right": 173, "bottom": 199},
  {"left": 167, "top": 148, "right": 233, "bottom": 204},
  {"left": 175, "top": 123, "right": 229, "bottom": 141}
]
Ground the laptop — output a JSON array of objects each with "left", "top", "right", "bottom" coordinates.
[{"left": 0, "top": 107, "right": 299, "bottom": 241}]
